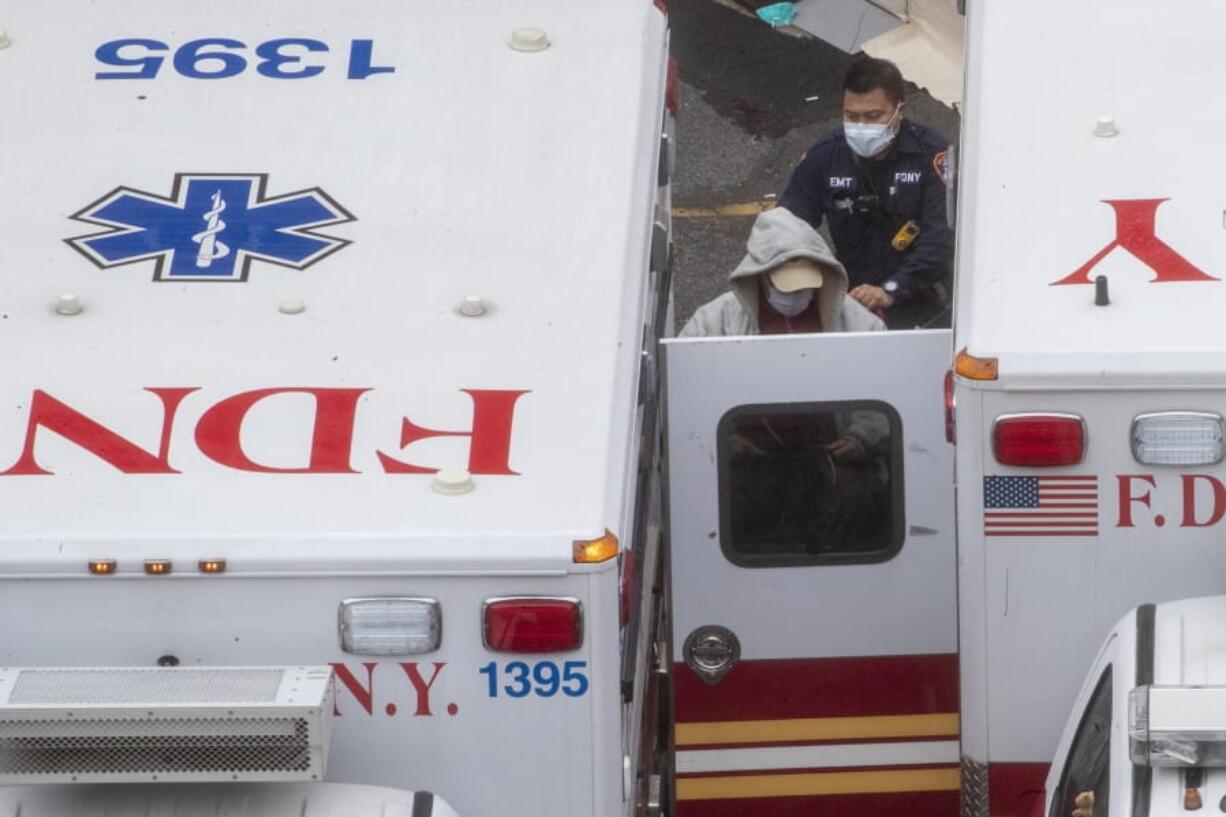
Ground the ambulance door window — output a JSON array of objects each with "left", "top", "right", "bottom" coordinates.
[
  {"left": 716, "top": 400, "right": 903, "bottom": 567},
  {"left": 1051, "top": 667, "right": 1112, "bottom": 817}
]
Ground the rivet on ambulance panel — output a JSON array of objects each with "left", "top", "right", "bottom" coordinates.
[
  {"left": 0, "top": 31, "right": 11, "bottom": 50},
  {"left": 279, "top": 299, "right": 306, "bottom": 315},
  {"left": 1094, "top": 115, "right": 1119, "bottom": 138},
  {"left": 509, "top": 27, "right": 550, "bottom": 53},
  {"left": 459, "top": 295, "right": 486, "bottom": 317},
  {"left": 432, "top": 468, "right": 474, "bottom": 495},
  {"left": 54, "top": 293, "right": 83, "bottom": 316}
]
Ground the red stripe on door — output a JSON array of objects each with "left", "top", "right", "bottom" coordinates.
[{"left": 674, "top": 654, "right": 959, "bottom": 722}]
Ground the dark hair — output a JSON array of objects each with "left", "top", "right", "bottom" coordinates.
[{"left": 842, "top": 58, "right": 906, "bottom": 104}]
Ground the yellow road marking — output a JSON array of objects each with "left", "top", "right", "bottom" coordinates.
[
  {"left": 672, "top": 201, "right": 776, "bottom": 218},
  {"left": 677, "top": 766, "right": 961, "bottom": 801},
  {"left": 675, "top": 713, "right": 959, "bottom": 747}
]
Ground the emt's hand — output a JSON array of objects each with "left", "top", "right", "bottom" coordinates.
[{"left": 849, "top": 284, "right": 895, "bottom": 311}]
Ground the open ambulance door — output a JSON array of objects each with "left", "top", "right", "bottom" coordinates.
[{"left": 663, "top": 328, "right": 959, "bottom": 817}]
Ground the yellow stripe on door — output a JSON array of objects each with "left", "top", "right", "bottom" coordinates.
[
  {"left": 676, "top": 767, "right": 961, "bottom": 801},
  {"left": 675, "top": 713, "right": 959, "bottom": 747}
]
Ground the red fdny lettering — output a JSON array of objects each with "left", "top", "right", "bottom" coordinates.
[
  {"left": 1053, "top": 199, "right": 1217, "bottom": 286},
  {"left": 331, "top": 662, "right": 378, "bottom": 717},
  {"left": 1181, "top": 474, "right": 1226, "bottom": 528},
  {"left": 377, "top": 389, "right": 529, "bottom": 475},
  {"left": 400, "top": 662, "right": 446, "bottom": 716},
  {"left": 0, "top": 388, "right": 197, "bottom": 476},
  {"left": 331, "top": 661, "right": 452, "bottom": 719},
  {"left": 1116, "top": 474, "right": 1158, "bottom": 528},
  {"left": 195, "top": 388, "right": 369, "bottom": 474},
  {"left": 1, "top": 387, "right": 527, "bottom": 477}
]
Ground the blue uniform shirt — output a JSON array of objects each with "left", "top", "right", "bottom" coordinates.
[{"left": 779, "top": 120, "right": 954, "bottom": 304}]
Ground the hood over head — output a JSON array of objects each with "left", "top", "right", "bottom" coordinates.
[{"left": 729, "top": 208, "right": 850, "bottom": 328}]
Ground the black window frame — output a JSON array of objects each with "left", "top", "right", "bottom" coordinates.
[
  {"left": 716, "top": 399, "right": 906, "bottom": 569},
  {"left": 1050, "top": 666, "right": 1113, "bottom": 817}
]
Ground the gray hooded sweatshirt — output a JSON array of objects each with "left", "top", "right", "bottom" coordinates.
[
  {"left": 678, "top": 208, "right": 888, "bottom": 452},
  {"left": 679, "top": 207, "right": 884, "bottom": 337}
]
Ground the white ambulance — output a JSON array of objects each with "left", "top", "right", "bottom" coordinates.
[
  {"left": 954, "top": 2, "right": 1226, "bottom": 817},
  {"left": 0, "top": 2, "right": 675, "bottom": 815},
  {"left": 662, "top": 4, "right": 1226, "bottom": 817}
]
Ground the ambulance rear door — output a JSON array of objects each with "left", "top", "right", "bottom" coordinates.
[{"left": 663, "top": 328, "right": 958, "bottom": 817}]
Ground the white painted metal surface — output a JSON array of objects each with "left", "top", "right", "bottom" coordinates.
[
  {"left": 951, "top": 9, "right": 1226, "bottom": 813},
  {"left": 956, "top": 1, "right": 1226, "bottom": 387},
  {"left": 666, "top": 329, "right": 956, "bottom": 661},
  {"left": 0, "top": 0, "right": 666, "bottom": 564}
]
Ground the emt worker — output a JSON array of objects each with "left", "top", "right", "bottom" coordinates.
[
  {"left": 679, "top": 207, "right": 883, "bottom": 338},
  {"left": 779, "top": 57, "right": 954, "bottom": 328}
]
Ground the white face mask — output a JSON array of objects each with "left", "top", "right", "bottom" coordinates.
[
  {"left": 765, "top": 282, "right": 814, "bottom": 317},
  {"left": 844, "top": 105, "right": 903, "bottom": 158}
]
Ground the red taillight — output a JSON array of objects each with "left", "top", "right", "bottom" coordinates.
[
  {"left": 993, "top": 414, "right": 1086, "bottom": 467},
  {"left": 653, "top": 0, "right": 669, "bottom": 15},
  {"left": 944, "top": 369, "right": 956, "bottom": 444},
  {"left": 483, "top": 598, "right": 583, "bottom": 653},
  {"left": 665, "top": 57, "right": 679, "bottom": 116}
]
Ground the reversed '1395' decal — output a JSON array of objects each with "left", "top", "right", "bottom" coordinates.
[{"left": 95, "top": 38, "right": 395, "bottom": 80}]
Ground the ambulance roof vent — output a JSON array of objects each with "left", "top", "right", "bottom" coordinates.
[
  {"left": 1094, "top": 115, "right": 1119, "bottom": 138},
  {"left": 432, "top": 468, "right": 474, "bottom": 495},
  {"left": 0, "top": 31, "right": 11, "bottom": 50},
  {"left": 459, "top": 295, "right": 486, "bottom": 317},
  {"left": 509, "top": 27, "right": 550, "bottom": 53},
  {"left": 0, "top": 666, "right": 334, "bottom": 785},
  {"left": 54, "top": 293, "right": 83, "bottom": 316}
]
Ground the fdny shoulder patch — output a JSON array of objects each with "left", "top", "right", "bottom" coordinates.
[{"left": 932, "top": 150, "right": 950, "bottom": 184}]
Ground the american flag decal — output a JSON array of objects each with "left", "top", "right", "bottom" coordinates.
[{"left": 983, "top": 475, "right": 1099, "bottom": 537}]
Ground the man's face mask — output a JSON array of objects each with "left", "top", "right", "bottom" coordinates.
[
  {"left": 765, "top": 279, "right": 814, "bottom": 317},
  {"left": 844, "top": 104, "right": 903, "bottom": 159}
]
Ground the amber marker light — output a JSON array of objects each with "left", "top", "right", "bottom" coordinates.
[
  {"left": 574, "top": 530, "right": 619, "bottom": 564},
  {"left": 198, "top": 559, "right": 227, "bottom": 574},
  {"left": 954, "top": 347, "right": 999, "bottom": 381},
  {"left": 88, "top": 560, "right": 117, "bottom": 576},
  {"left": 143, "top": 560, "right": 172, "bottom": 576}
]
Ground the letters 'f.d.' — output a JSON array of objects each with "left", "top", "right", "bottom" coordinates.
[
  {"left": 66, "top": 173, "right": 355, "bottom": 282},
  {"left": 1053, "top": 198, "right": 1217, "bottom": 286}
]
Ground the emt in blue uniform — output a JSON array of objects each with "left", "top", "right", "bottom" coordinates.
[{"left": 779, "top": 58, "right": 954, "bottom": 328}]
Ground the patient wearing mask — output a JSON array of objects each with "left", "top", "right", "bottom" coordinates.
[
  {"left": 680, "top": 207, "right": 884, "bottom": 338},
  {"left": 681, "top": 208, "right": 888, "bottom": 474}
]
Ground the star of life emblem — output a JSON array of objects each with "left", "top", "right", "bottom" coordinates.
[{"left": 66, "top": 173, "right": 355, "bottom": 282}]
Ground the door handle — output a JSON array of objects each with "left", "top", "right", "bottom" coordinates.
[{"left": 683, "top": 625, "right": 740, "bottom": 684}]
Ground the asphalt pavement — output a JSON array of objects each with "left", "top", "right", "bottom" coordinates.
[{"left": 669, "top": 0, "right": 962, "bottom": 326}]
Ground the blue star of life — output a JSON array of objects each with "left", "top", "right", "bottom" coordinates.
[{"left": 66, "top": 173, "right": 355, "bottom": 282}]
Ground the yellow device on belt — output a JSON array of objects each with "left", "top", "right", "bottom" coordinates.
[{"left": 891, "top": 220, "right": 921, "bottom": 251}]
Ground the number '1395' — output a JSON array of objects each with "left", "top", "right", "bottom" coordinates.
[{"left": 479, "top": 660, "right": 589, "bottom": 698}]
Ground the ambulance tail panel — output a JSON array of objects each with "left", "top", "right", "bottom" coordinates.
[{"left": 0, "top": 570, "right": 616, "bottom": 816}]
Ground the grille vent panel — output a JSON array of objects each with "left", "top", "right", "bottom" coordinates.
[
  {"left": 10, "top": 668, "right": 284, "bottom": 705},
  {"left": 0, "top": 666, "right": 333, "bottom": 784}
]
